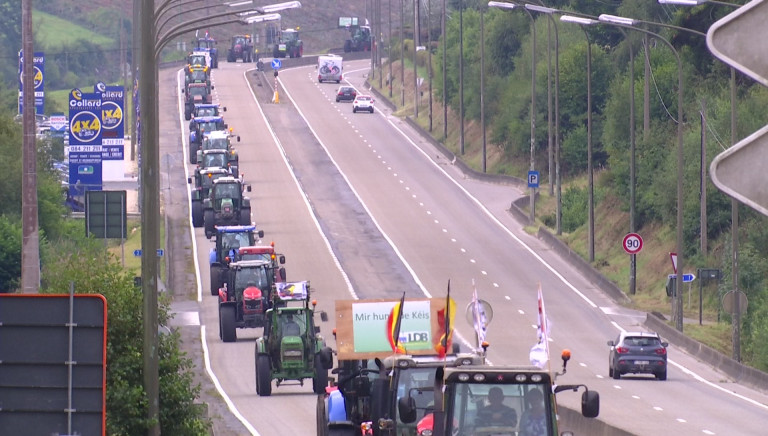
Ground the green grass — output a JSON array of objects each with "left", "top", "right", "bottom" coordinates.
[
  {"left": 46, "top": 89, "right": 71, "bottom": 114},
  {"left": 34, "top": 10, "right": 114, "bottom": 50},
  {"left": 108, "top": 219, "right": 166, "bottom": 281}
]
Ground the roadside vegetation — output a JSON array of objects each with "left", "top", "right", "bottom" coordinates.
[
  {"left": 370, "top": 0, "right": 768, "bottom": 370},
  {"left": 0, "top": 1, "right": 766, "bottom": 432}
]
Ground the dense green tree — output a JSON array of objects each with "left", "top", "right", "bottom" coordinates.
[
  {"left": 41, "top": 238, "right": 210, "bottom": 435},
  {"left": 0, "top": 215, "right": 21, "bottom": 292},
  {"left": 0, "top": 1, "right": 21, "bottom": 88}
]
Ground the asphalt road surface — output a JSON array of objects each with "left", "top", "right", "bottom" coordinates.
[{"left": 160, "top": 59, "right": 768, "bottom": 436}]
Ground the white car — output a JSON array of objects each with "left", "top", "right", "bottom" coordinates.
[{"left": 352, "top": 95, "right": 375, "bottom": 114}]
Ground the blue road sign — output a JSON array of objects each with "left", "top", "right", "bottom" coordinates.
[
  {"left": 271, "top": 58, "right": 282, "bottom": 70},
  {"left": 133, "top": 249, "right": 165, "bottom": 257},
  {"left": 668, "top": 273, "right": 696, "bottom": 283},
  {"left": 527, "top": 170, "right": 540, "bottom": 188}
]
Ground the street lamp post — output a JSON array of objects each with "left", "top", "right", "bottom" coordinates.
[
  {"left": 658, "top": 0, "right": 744, "bottom": 363},
  {"left": 524, "top": 4, "right": 561, "bottom": 233},
  {"left": 599, "top": 13, "right": 686, "bottom": 331},
  {"left": 488, "top": 1, "right": 537, "bottom": 224},
  {"left": 560, "top": 15, "right": 596, "bottom": 263},
  {"left": 138, "top": 2, "right": 298, "bottom": 433}
]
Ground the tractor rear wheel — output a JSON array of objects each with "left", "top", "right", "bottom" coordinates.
[
  {"left": 312, "top": 357, "right": 329, "bottom": 394},
  {"left": 255, "top": 348, "right": 261, "bottom": 395},
  {"left": 191, "top": 201, "right": 203, "bottom": 228},
  {"left": 204, "top": 210, "right": 215, "bottom": 238},
  {"left": 316, "top": 395, "right": 329, "bottom": 436},
  {"left": 189, "top": 143, "right": 197, "bottom": 164},
  {"left": 257, "top": 355, "right": 272, "bottom": 396},
  {"left": 219, "top": 304, "right": 237, "bottom": 342},
  {"left": 210, "top": 265, "right": 222, "bottom": 296}
]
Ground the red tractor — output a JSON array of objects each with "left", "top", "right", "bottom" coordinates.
[{"left": 227, "top": 34, "right": 254, "bottom": 63}]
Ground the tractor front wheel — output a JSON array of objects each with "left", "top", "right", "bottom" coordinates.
[
  {"left": 239, "top": 208, "right": 251, "bottom": 225},
  {"left": 257, "top": 355, "right": 272, "bottom": 396}
]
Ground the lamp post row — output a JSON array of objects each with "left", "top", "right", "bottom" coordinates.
[
  {"left": 136, "top": 2, "right": 298, "bottom": 434},
  {"left": 485, "top": 1, "right": 740, "bottom": 331}
]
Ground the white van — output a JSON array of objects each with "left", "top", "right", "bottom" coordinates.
[{"left": 317, "top": 54, "right": 343, "bottom": 83}]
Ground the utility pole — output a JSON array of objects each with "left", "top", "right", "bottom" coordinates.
[
  {"left": 414, "top": 0, "right": 419, "bottom": 118},
  {"left": 21, "top": 0, "right": 40, "bottom": 294},
  {"left": 459, "top": 0, "right": 464, "bottom": 154},
  {"left": 442, "top": 0, "right": 447, "bottom": 140},
  {"left": 400, "top": 0, "right": 405, "bottom": 106},
  {"left": 427, "top": 0, "right": 433, "bottom": 131},
  {"left": 480, "top": 7, "right": 486, "bottom": 172},
  {"left": 139, "top": 0, "right": 160, "bottom": 433}
]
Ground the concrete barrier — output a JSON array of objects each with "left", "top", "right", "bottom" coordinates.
[
  {"left": 558, "top": 406, "right": 635, "bottom": 436},
  {"left": 645, "top": 312, "right": 768, "bottom": 394}
]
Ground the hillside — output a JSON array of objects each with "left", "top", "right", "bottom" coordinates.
[
  {"left": 37, "top": 0, "right": 381, "bottom": 56},
  {"left": 33, "top": 10, "right": 114, "bottom": 51}
]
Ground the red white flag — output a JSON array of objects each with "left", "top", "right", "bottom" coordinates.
[
  {"left": 471, "top": 280, "right": 488, "bottom": 347},
  {"left": 529, "top": 285, "right": 550, "bottom": 369}
]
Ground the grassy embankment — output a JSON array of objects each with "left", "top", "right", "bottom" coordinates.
[{"left": 371, "top": 57, "right": 732, "bottom": 353}]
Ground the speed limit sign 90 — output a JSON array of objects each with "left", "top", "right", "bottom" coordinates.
[{"left": 622, "top": 233, "right": 643, "bottom": 254}]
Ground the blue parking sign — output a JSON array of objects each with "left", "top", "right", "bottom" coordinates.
[{"left": 528, "top": 171, "right": 540, "bottom": 188}]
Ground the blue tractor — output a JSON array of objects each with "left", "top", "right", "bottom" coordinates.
[
  {"left": 208, "top": 225, "right": 265, "bottom": 296},
  {"left": 194, "top": 34, "right": 219, "bottom": 68}
]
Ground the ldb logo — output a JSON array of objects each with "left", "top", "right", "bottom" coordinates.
[{"left": 398, "top": 331, "right": 430, "bottom": 345}]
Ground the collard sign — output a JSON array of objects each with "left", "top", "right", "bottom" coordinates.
[
  {"left": 68, "top": 89, "right": 103, "bottom": 195},
  {"left": 95, "top": 82, "right": 125, "bottom": 160}
]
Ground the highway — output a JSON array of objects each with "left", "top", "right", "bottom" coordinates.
[{"left": 163, "top": 58, "right": 768, "bottom": 436}]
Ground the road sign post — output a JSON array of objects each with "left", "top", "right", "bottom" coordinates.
[{"left": 271, "top": 59, "right": 282, "bottom": 104}]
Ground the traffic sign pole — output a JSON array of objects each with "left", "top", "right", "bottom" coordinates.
[{"left": 271, "top": 58, "right": 281, "bottom": 104}]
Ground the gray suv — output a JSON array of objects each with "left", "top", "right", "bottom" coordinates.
[{"left": 608, "top": 331, "right": 668, "bottom": 380}]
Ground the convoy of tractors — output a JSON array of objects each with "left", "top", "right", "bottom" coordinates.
[{"left": 183, "top": 27, "right": 600, "bottom": 436}]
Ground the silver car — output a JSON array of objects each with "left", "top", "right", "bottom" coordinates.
[{"left": 608, "top": 331, "right": 668, "bottom": 380}]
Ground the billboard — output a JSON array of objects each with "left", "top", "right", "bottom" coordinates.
[
  {"left": 95, "top": 82, "right": 125, "bottom": 160},
  {"left": 0, "top": 294, "right": 107, "bottom": 436},
  {"left": 68, "top": 88, "right": 103, "bottom": 197},
  {"left": 18, "top": 51, "right": 45, "bottom": 115}
]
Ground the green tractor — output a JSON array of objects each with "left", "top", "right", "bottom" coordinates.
[
  {"left": 254, "top": 281, "right": 333, "bottom": 396},
  {"left": 272, "top": 28, "right": 303, "bottom": 58}
]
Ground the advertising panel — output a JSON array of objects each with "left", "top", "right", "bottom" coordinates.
[
  {"left": 95, "top": 82, "right": 124, "bottom": 160},
  {"left": 68, "top": 89, "right": 103, "bottom": 196},
  {"left": 17, "top": 51, "right": 45, "bottom": 115}
]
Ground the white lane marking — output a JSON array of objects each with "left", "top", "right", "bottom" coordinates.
[
  {"left": 201, "top": 326, "right": 261, "bottom": 435},
  {"left": 276, "top": 65, "right": 486, "bottom": 358}
]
